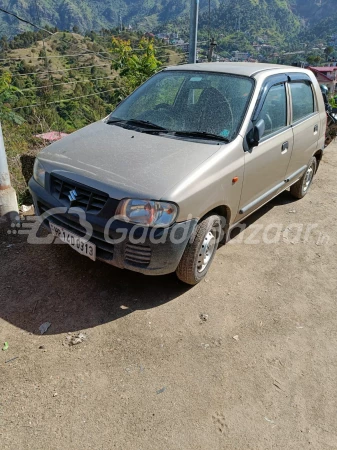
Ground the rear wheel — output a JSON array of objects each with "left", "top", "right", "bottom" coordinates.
[
  {"left": 290, "top": 156, "right": 317, "bottom": 199},
  {"left": 176, "top": 215, "right": 221, "bottom": 285}
]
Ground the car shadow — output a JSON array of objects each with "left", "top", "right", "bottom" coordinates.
[
  {"left": 0, "top": 190, "right": 295, "bottom": 335},
  {"left": 1, "top": 231, "right": 192, "bottom": 335},
  {"left": 223, "top": 189, "right": 295, "bottom": 243}
]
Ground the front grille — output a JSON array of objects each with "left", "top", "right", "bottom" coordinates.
[
  {"left": 38, "top": 202, "right": 114, "bottom": 261},
  {"left": 125, "top": 243, "right": 151, "bottom": 267},
  {"left": 50, "top": 175, "right": 109, "bottom": 215}
]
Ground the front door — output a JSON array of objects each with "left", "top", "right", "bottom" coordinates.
[{"left": 237, "top": 81, "right": 293, "bottom": 221}]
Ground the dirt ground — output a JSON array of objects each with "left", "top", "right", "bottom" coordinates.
[{"left": 0, "top": 142, "right": 337, "bottom": 450}]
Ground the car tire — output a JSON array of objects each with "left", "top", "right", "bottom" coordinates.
[
  {"left": 176, "top": 215, "right": 221, "bottom": 285},
  {"left": 290, "top": 156, "right": 317, "bottom": 199}
]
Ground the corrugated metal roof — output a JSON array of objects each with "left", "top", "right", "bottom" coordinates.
[
  {"left": 309, "top": 66, "right": 337, "bottom": 72},
  {"left": 35, "top": 132, "right": 68, "bottom": 141}
]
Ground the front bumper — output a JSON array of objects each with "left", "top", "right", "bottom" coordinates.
[{"left": 29, "top": 178, "right": 197, "bottom": 276}]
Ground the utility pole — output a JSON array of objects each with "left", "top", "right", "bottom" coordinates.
[
  {"left": 208, "top": 37, "right": 217, "bottom": 62},
  {"left": 0, "top": 121, "right": 19, "bottom": 222},
  {"left": 188, "top": 0, "right": 199, "bottom": 64}
]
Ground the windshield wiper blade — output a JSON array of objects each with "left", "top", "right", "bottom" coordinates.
[
  {"left": 171, "top": 130, "right": 230, "bottom": 142},
  {"left": 127, "top": 119, "right": 168, "bottom": 130},
  {"left": 107, "top": 118, "right": 168, "bottom": 131}
]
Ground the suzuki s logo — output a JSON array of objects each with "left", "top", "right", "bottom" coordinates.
[{"left": 68, "top": 189, "right": 78, "bottom": 202}]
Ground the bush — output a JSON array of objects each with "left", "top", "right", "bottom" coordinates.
[{"left": 2, "top": 122, "right": 43, "bottom": 204}]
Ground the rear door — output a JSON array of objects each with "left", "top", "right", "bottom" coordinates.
[
  {"left": 285, "top": 75, "right": 320, "bottom": 182},
  {"left": 237, "top": 76, "right": 294, "bottom": 220}
]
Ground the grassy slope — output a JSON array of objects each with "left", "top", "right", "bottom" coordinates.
[{"left": 5, "top": 33, "right": 112, "bottom": 76}]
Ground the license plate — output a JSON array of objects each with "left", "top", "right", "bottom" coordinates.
[{"left": 50, "top": 222, "right": 96, "bottom": 261}]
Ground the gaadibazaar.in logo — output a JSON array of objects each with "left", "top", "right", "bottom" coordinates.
[{"left": 7, "top": 207, "right": 330, "bottom": 247}]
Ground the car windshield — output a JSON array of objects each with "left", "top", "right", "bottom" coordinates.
[{"left": 108, "top": 70, "right": 255, "bottom": 141}]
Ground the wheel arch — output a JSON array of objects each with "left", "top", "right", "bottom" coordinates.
[
  {"left": 313, "top": 149, "right": 323, "bottom": 171},
  {"left": 199, "top": 204, "right": 231, "bottom": 231}
]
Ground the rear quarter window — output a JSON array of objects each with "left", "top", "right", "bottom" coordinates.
[{"left": 290, "top": 82, "right": 316, "bottom": 122}]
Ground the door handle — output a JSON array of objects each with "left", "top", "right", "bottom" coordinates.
[
  {"left": 314, "top": 124, "right": 318, "bottom": 133},
  {"left": 281, "top": 141, "right": 288, "bottom": 153}
]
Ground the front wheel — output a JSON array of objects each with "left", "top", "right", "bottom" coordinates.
[
  {"left": 290, "top": 156, "right": 317, "bottom": 199},
  {"left": 176, "top": 215, "right": 221, "bottom": 285}
]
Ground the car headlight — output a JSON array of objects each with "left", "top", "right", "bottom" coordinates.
[
  {"left": 116, "top": 199, "right": 178, "bottom": 227},
  {"left": 33, "top": 158, "right": 46, "bottom": 187}
]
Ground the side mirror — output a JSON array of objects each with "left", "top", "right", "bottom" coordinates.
[{"left": 247, "top": 119, "right": 265, "bottom": 148}]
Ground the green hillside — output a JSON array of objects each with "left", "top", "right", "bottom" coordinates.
[
  {"left": 0, "top": 0, "right": 215, "bottom": 36},
  {"left": 200, "top": 0, "right": 301, "bottom": 47},
  {"left": 294, "top": 0, "right": 336, "bottom": 23},
  {"left": 1, "top": 0, "right": 331, "bottom": 38}
]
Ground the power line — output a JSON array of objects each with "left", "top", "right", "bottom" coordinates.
[
  {"left": 0, "top": 41, "right": 209, "bottom": 62},
  {"left": 0, "top": 52, "right": 95, "bottom": 62},
  {"left": 128, "top": 41, "right": 208, "bottom": 51},
  {"left": 48, "top": 32, "right": 119, "bottom": 64},
  {"left": 13, "top": 88, "right": 119, "bottom": 110},
  {"left": 10, "top": 63, "right": 110, "bottom": 78},
  {"left": 0, "top": 7, "right": 53, "bottom": 35},
  {"left": 20, "top": 75, "right": 118, "bottom": 92}
]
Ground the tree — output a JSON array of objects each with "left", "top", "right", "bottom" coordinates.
[
  {"left": 0, "top": 72, "right": 24, "bottom": 124},
  {"left": 324, "top": 45, "right": 334, "bottom": 59},
  {"left": 111, "top": 37, "right": 162, "bottom": 95},
  {"left": 307, "top": 54, "right": 322, "bottom": 65}
]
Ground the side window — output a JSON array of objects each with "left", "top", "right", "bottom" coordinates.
[
  {"left": 290, "top": 82, "right": 315, "bottom": 122},
  {"left": 257, "top": 83, "right": 287, "bottom": 137}
]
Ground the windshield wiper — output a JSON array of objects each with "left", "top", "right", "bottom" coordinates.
[
  {"left": 171, "top": 130, "right": 230, "bottom": 142},
  {"left": 106, "top": 118, "right": 169, "bottom": 131},
  {"left": 107, "top": 119, "right": 230, "bottom": 142}
]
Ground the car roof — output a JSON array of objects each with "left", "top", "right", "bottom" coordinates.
[{"left": 164, "top": 62, "right": 301, "bottom": 78}]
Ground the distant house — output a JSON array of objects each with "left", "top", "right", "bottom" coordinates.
[
  {"left": 157, "top": 33, "right": 169, "bottom": 40},
  {"left": 232, "top": 51, "right": 249, "bottom": 62},
  {"left": 309, "top": 66, "right": 337, "bottom": 92},
  {"left": 35, "top": 131, "right": 68, "bottom": 142},
  {"left": 175, "top": 39, "right": 185, "bottom": 45}
]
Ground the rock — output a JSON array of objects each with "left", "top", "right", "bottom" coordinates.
[
  {"left": 39, "top": 322, "right": 51, "bottom": 335},
  {"left": 67, "top": 332, "right": 87, "bottom": 346},
  {"left": 199, "top": 313, "right": 209, "bottom": 323},
  {"left": 20, "top": 204, "right": 35, "bottom": 216},
  {"left": 232, "top": 335, "right": 239, "bottom": 341}
]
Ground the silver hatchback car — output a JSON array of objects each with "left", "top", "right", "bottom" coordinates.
[{"left": 30, "top": 63, "right": 326, "bottom": 284}]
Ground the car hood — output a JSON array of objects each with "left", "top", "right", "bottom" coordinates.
[{"left": 39, "top": 120, "right": 222, "bottom": 200}]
